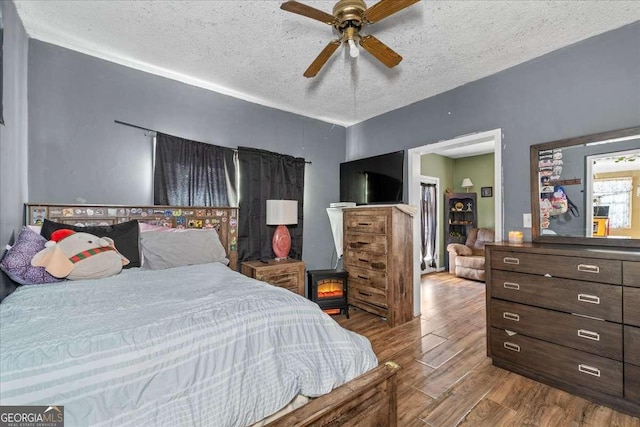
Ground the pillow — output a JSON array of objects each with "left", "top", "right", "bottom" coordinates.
[
  {"left": 138, "top": 223, "right": 188, "bottom": 267},
  {"left": 41, "top": 219, "right": 141, "bottom": 268},
  {"left": 28, "top": 225, "right": 42, "bottom": 234},
  {"left": 138, "top": 223, "right": 175, "bottom": 233},
  {"left": 0, "top": 227, "right": 65, "bottom": 285},
  {"left": 141, "top": 229, "right": 228, "bottom": 270}
]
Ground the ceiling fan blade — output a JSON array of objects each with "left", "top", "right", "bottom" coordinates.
[
  {"left": 364, "top": 0, "right": 421, "bottom": 24},
  {"left": 304, "top": 40, "right": 341, "bottom": 78},
  {"left": 280, "top": 1, "right": 337, "bottom": 25},
  {"left": 359, "top": 35, "right": 402, "bottom": 68}
]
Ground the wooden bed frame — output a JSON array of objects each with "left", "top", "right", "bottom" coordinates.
[
  {"left": 268, "top": 361, "right": 400, "bottom": 426},
  {"left": 24, "top": 203, "right": 400, "bottom": 426}
]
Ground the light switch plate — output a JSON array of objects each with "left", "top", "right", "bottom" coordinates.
[{"left": 523, "top": 213, "right": 532, "bottom": 228}]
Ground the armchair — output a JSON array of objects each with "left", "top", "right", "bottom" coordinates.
[{"left": 447, "top": 228, "right": 495, "bottom": 281}]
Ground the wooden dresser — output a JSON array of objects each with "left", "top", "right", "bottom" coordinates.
[
  {"left": 241, "top": 259, "right": 305, "bottom": 296},
  {"left": 342, "top": 206, "right": 413, "bottom": 328},
  {"left": 486, "top": 242, "right": 640, "bottom": 416}
]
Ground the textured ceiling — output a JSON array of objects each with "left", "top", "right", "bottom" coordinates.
[{"left": 14, "top": 1, "right": 640, "bottom": 127}]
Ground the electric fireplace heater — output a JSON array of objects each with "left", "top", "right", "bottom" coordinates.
[{"left": 307, "top": 270, "right": 348, "bottom": 318}]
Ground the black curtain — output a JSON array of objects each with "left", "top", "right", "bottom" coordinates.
[
  {"left": 154, "top": 133, "right": 238, "bottom": 206},
  {"left": 421, "top": 183, "right": 437, "bottom": 270},
  {"left": 237, "top": 147, "right": 305, "bottom": 262}
]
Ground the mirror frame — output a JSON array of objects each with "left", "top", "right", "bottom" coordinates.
[{"left": 530, "top": 125, "right": 640, "bottom": 248}]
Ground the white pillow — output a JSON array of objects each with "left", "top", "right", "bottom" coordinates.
[{"left": 140, "top": 229, "right": 228, "bottom": 270}]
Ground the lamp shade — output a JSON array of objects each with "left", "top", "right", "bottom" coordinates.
[
  {"left": 266, "top": 200, "right": 298, "bottom": 225},
  {"left": 461, "top": 178, "right": 474, "bottom": 192}
]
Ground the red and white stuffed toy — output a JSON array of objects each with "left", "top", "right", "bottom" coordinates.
[{"left": 31, "top": 229, "right": 129, "bottom": 280}]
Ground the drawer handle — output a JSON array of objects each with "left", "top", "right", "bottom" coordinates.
[
  {"left": 357, "top": 275, "right": 369, "bottom": 280},
  {"left": 578, "top": 329, "right": 600, "bottom": 341},
  {"left": 503, "top": 342, "right": 521, "bottom": 352},
  {"left": 358, "top": 222, "right": 372, "bottom": 226},
  {"left": 503, "top": 312, "right": 520, "bottom": 322},
  {"left": 358, "top": 291, "right": 372, "bottom": 297},
  {"left": 578, "top": 294, "right": 600, "bottom": 305},
  {"left": 358, "top": 258, "right": 370, "bottom": 263},
  {"left": 503, "top": 257, "right": 520, "bottom": 265},
  {"left": 578, "top": 364, "right": 601, "bottom": 377},
  {"left": 577, "top": 264, "right": 600, "bottom": 274},
  {"left": 503, "top": 282, "right": 520, "bottom": 290},
  {"left": 349, "top": 242, "right": 369, "bottom": 249}
]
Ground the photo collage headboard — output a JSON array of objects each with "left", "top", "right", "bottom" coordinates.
[{"left": 25, "top": 204, "right": 239, "bottom": 270}]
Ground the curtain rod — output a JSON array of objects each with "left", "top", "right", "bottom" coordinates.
[
  {"left": 114, "top": 119, "right": 311, "bottom": 164},
  {"left": 114, "top": 119, "right": 156, "bottom": 134}
]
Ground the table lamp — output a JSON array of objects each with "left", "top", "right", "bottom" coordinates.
[
  {"left": 461, "top": 178, "right": 474, "bottom": 193},
  {"left": 266, "top": 200, "right": 298, "bottom": 260}
]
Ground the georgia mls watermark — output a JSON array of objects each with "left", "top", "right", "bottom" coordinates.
[{"left": 0, "top": 406, "right": 64, "bottom": 427}]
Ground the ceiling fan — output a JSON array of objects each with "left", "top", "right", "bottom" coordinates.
[{"left": 280, "top": 0, "right": 421, "bottom": 77}]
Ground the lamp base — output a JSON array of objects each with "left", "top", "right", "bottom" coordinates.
[{"left": 272, "top": 224, "right": 292, "bottom": 260}]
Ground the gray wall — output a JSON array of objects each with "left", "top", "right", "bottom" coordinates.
[
  {"left": 0, "top": 2, "right": 29, "bottom": 247},
  {"left": 27, "top": 40, "right": 346, "bottom": 270},
  {"left": 347, "top": 22, "right": 640, "bottom": 240}
]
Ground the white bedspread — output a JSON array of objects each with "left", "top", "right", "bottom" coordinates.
[{"left": 0, "top": 263, "right": 377, "bottom": 426}]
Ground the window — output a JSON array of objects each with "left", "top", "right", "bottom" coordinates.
[{"left": 593, "top": 177, "right": 633, "bottom": 228}]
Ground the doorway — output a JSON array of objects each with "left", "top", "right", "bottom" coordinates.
[
  {"left": 420, "top": 176, "right": 439, "bottom": 274},
  {"left": 407, "top": 129, "right": 503, "bottom": 317},
  {"left": 585, "top": 148, "right": 640, "bottom": 238}
]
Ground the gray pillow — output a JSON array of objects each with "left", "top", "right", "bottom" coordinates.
[{"left": 140, "top": 230, "right": 228, "bottom": 270}]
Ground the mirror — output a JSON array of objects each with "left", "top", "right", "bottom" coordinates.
[{"left": 530, "top": 126, "right": 640, "bottom": 248}]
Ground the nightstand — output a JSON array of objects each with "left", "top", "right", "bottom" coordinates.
[{"left": 241, "top": 259, "right": 305, "bottom": 296}]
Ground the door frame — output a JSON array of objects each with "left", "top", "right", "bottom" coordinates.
[{"left": 408, "top": 128, "right": 503, "bottom": 316}]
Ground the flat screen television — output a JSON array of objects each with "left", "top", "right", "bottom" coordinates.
[{"left": 340, "top": 150, "right": 404, "bottom": 205}]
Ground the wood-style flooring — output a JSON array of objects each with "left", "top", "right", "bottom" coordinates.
[{"left": 337, "top": 272, "right": 640, "bottom": 427}]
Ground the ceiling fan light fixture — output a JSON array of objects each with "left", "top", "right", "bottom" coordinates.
[
  {"left": 344, "top": 27, "right": 360, "bottom": 58},
  {"left": 348, "top": 39, "right": 360, "bottom": 58},
  {"left": 281, "top": 0, "right": 421, "bottom": 76}
]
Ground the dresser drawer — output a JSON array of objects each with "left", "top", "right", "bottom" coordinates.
[
  {"left": 623, "top": 262, "right": 640, "bottom": 288},
  {"left": 624, "top": 287, "right": 640, "bottom": 327},
  {"left": 346, "top": 266, "right": 387, "bottom": 291},
  {"left": 345, "top": 249, "right": 387, "bottom": 271},
  {"left": 257, "top": 271, "right": 303, "bottom": 295},
  {"left": 490, "top": 327, "right": 623, "bottom": 397},
  {"left": 344, "top": 233, "right": 387, "bottom": 254},
  {"left": 491, "top": 251, "right": 622, "bottom": 284},
  {"left": 490, "top": 270, "right": 622, "bottom": 322},
  {"left": 625, "top": 326, "right": 640, "bottom": 365},
  {"left": 348, "top": 281, "right": 388, "bottom": 309},
  {"left": 625, "top": 363, "right": 640, "bottom": 403},
  {"left": 491, "top": 299, "right": 623, "bottom": 360},
  {"left": 344, "top": 214, "right": 387, "bottom": 234},
  {"left": 348, "top": 294, "right": 388, "bottom": 319}
]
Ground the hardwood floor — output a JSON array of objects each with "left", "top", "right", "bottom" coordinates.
[{"left": 337, "top": 272, "right": 640, "bottom": 427}]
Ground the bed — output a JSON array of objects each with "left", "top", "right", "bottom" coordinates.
[{"left": 0, "top": 204, "right": 400, "bottom": 426}]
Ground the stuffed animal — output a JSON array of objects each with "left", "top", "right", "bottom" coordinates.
[{"left": 32, "top": 229, "right": 129, "bottom": 280}]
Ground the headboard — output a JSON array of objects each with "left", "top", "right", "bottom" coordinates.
[{"left": 25, "top": 204, "right": 239, "bottom": 271}]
